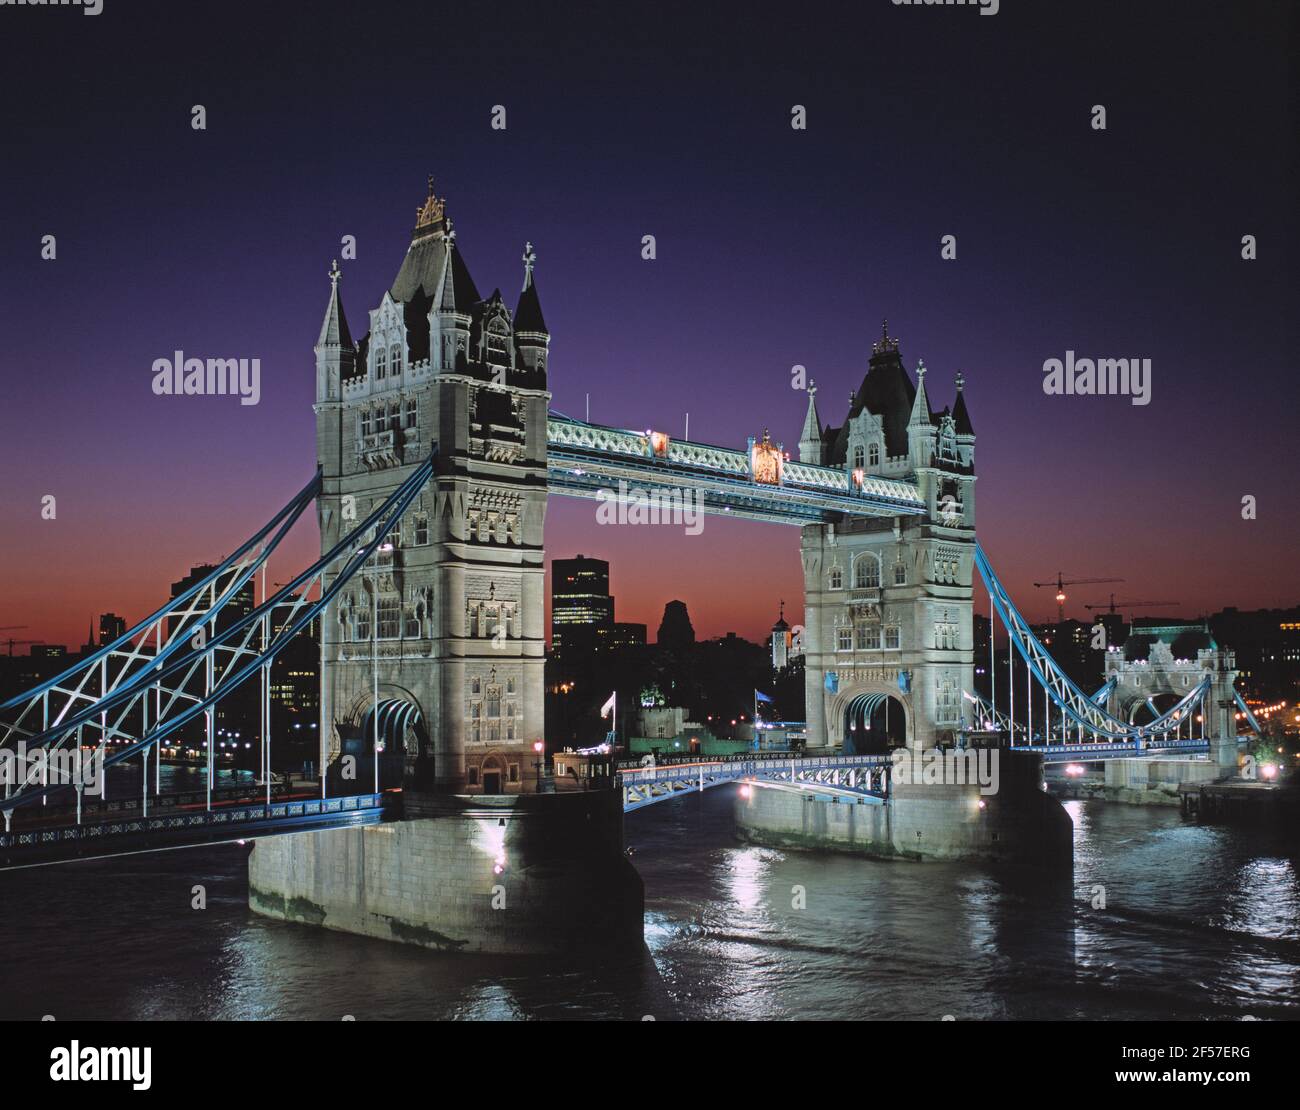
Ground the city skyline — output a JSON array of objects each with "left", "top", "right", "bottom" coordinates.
[{"left": 2, "top": 1, "right": 1295, "bottom": 647}]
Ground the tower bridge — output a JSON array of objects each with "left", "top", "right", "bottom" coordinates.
[{"left": 0, "top": 182, "right": 1259, "bottom": 944}]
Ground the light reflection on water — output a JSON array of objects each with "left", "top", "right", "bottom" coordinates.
[{"left": 0, "top": 789, "right": 1295, "bottom": 1020}]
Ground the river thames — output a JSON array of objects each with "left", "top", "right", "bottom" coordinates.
[{"left": 1, "top": 788, "right": 1295, "bottom": 1021}]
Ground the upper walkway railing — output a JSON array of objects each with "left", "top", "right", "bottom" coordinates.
[{"left": 546, "top": 414, "right": 925, "bottom": 524}]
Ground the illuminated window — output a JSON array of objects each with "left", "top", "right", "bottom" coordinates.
[{"left": 854, "top": 554, "right": 881, "bottom": 589}]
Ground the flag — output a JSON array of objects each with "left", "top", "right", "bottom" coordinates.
[
  {"left": 600, "top": 692, "right": 616, "bottom": 718},
  {"left": 754, "top": 690, "right": 774, "bottom": 704}
]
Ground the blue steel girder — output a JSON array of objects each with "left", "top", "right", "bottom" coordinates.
[
  {"left": 975, "top": 545, "right": 1212, "bottom": 743},
  {"left": 0, "top": 453, "right": 436, "bottom": 811},
  {"left": 546, "top": 416, "right": 925, "bottom": 525}
]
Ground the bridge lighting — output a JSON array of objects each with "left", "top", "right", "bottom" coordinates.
[
  {"left": 977, "top": 799, "right": 987, "bottom": 809},
  {"left": 1064, "top": 764, "right": 1086, "bottom": 777},
  {"left": 739, "top": 784, "right": 752, "bottom": 799}
]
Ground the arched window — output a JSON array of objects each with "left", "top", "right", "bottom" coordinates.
[
  {"left": 854, "top": 553, "right": 881, "bottom": 589},
  {"left": 853, "top": 445, "right": 865, "bottom": 469},
  {"left": 868, "top": 443, "right": 880, "bottom": 466},
  {"left": 829, "top": 566, "right": 843, "bottom": 590},
  {"left": 375, "top": 347, "right": 387, "bottom": 380},
  {"left": 389, "top": 344, "right": 402, "bottom": 376}
]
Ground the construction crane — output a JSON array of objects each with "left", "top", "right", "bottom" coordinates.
[
  {"left": 1033, "top": 573, "right": 1124, "bottom": 623},
  {"left": 1083, "top": 595, "right": 1181, "bottom": 615},
  {"left": 0, "top": 626, "right": 33, "bottom": 657}
]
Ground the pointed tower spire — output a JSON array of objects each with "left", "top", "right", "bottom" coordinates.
[
  {"left": 514, "top": 240, "right": 549, "bottom": 381},
  {"left": 315, "top": 260, "right": 356, "bottom": 403},
  {"left": 908, "top": 360, "right": 932, "bottom": 427},
  {"left": 953, "top": 370, "right": 975, "bottom": 437},
  {"left": 514, "top": 241, "right": 547, "bottom": 333},
  {"left": 317, "top": 260, "right": 353, "bottom": 349},
  {"left": 798, "top": 380, "right": 823, "bottom": 464},
  {"left": 907, "top": 359, "right": 937, "bottom": 469}
]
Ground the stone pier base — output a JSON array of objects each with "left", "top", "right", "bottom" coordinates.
[
  {"left": 736, "top": 752, "right": 1072, "bottom": 870},
  {"left": 248, "top": 789, "right": 643, "bottom": 955}
]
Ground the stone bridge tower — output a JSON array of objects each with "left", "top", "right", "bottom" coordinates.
[
  {"left": 797, "top": 324, "right": 976, "bottom": 753},
  {"left": 1103, "top": 624, "right": 1240, "bottom": 772},
  {"left": 313, "top": 182, "right": 550, "bottom": 793}
]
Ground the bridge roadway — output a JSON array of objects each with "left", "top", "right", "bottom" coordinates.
[
  {"left": 619, "top": 753, "right": 890, "bottom": 811},
  {"left": 0, "top": 754, "right": 891, "bottom": 868},
  {"left": 0, "top": 741, "right": 1235, "bottom": 868},
  {"left": 1015, "top": 737, "right": 1213, "bottom": 763},
  {"left": 0, "top": 788, "right": 386, "bottom": 871}
]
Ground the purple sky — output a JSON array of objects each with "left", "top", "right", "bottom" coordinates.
[{"left": 1, "top": 0, "right": 1295, "bottom": 650}]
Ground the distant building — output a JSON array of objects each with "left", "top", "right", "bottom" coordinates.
[
  {"left": 770, "top": 601, "right": 798, "bottom": 671},
  {"left": 607, "top": 621, "right": 647, "bottom": 652},
  {"left": 550, "top": 555, "right": 644, "bottom": 657},
  {"left": 167, "top": 564, "right": 257, "bottom": 741},
  {"left": 99, "top": 612, "right": 126, "bottom": 646},
  {"left": 657, "top": 600, "right": 695, "bottom": 652}
]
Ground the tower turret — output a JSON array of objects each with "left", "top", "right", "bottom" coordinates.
[
  {"left": 513, "top": 241, "right": 549, "bottom": 385},
  {"left": 315, "top": 260, "right": 356, "bottom": 403},
  {"left": 798, "top": 381, "right": 823, "bottom": 463},
  {"left": 906, "top": 359, "right": 936, "bottom": 470}
]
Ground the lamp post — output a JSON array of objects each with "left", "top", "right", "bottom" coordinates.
[
  {"left": 368, "top": 535, "right": 392, "bottom": 794},
  {"left": 533, "top": 740, "right": 544, "bottom": 793}
]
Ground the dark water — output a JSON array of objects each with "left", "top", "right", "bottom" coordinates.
[{"left": 1, "top": 791, "right": 1297, "bottom": 1021}]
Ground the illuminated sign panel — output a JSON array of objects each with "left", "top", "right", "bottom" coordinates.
[{"left": 750, "top": 431, "right": 782, "bottom": 485}]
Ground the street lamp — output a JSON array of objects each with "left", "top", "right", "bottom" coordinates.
[{"left": 533, "top": 740, "right": 544, "bottom": 793}]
